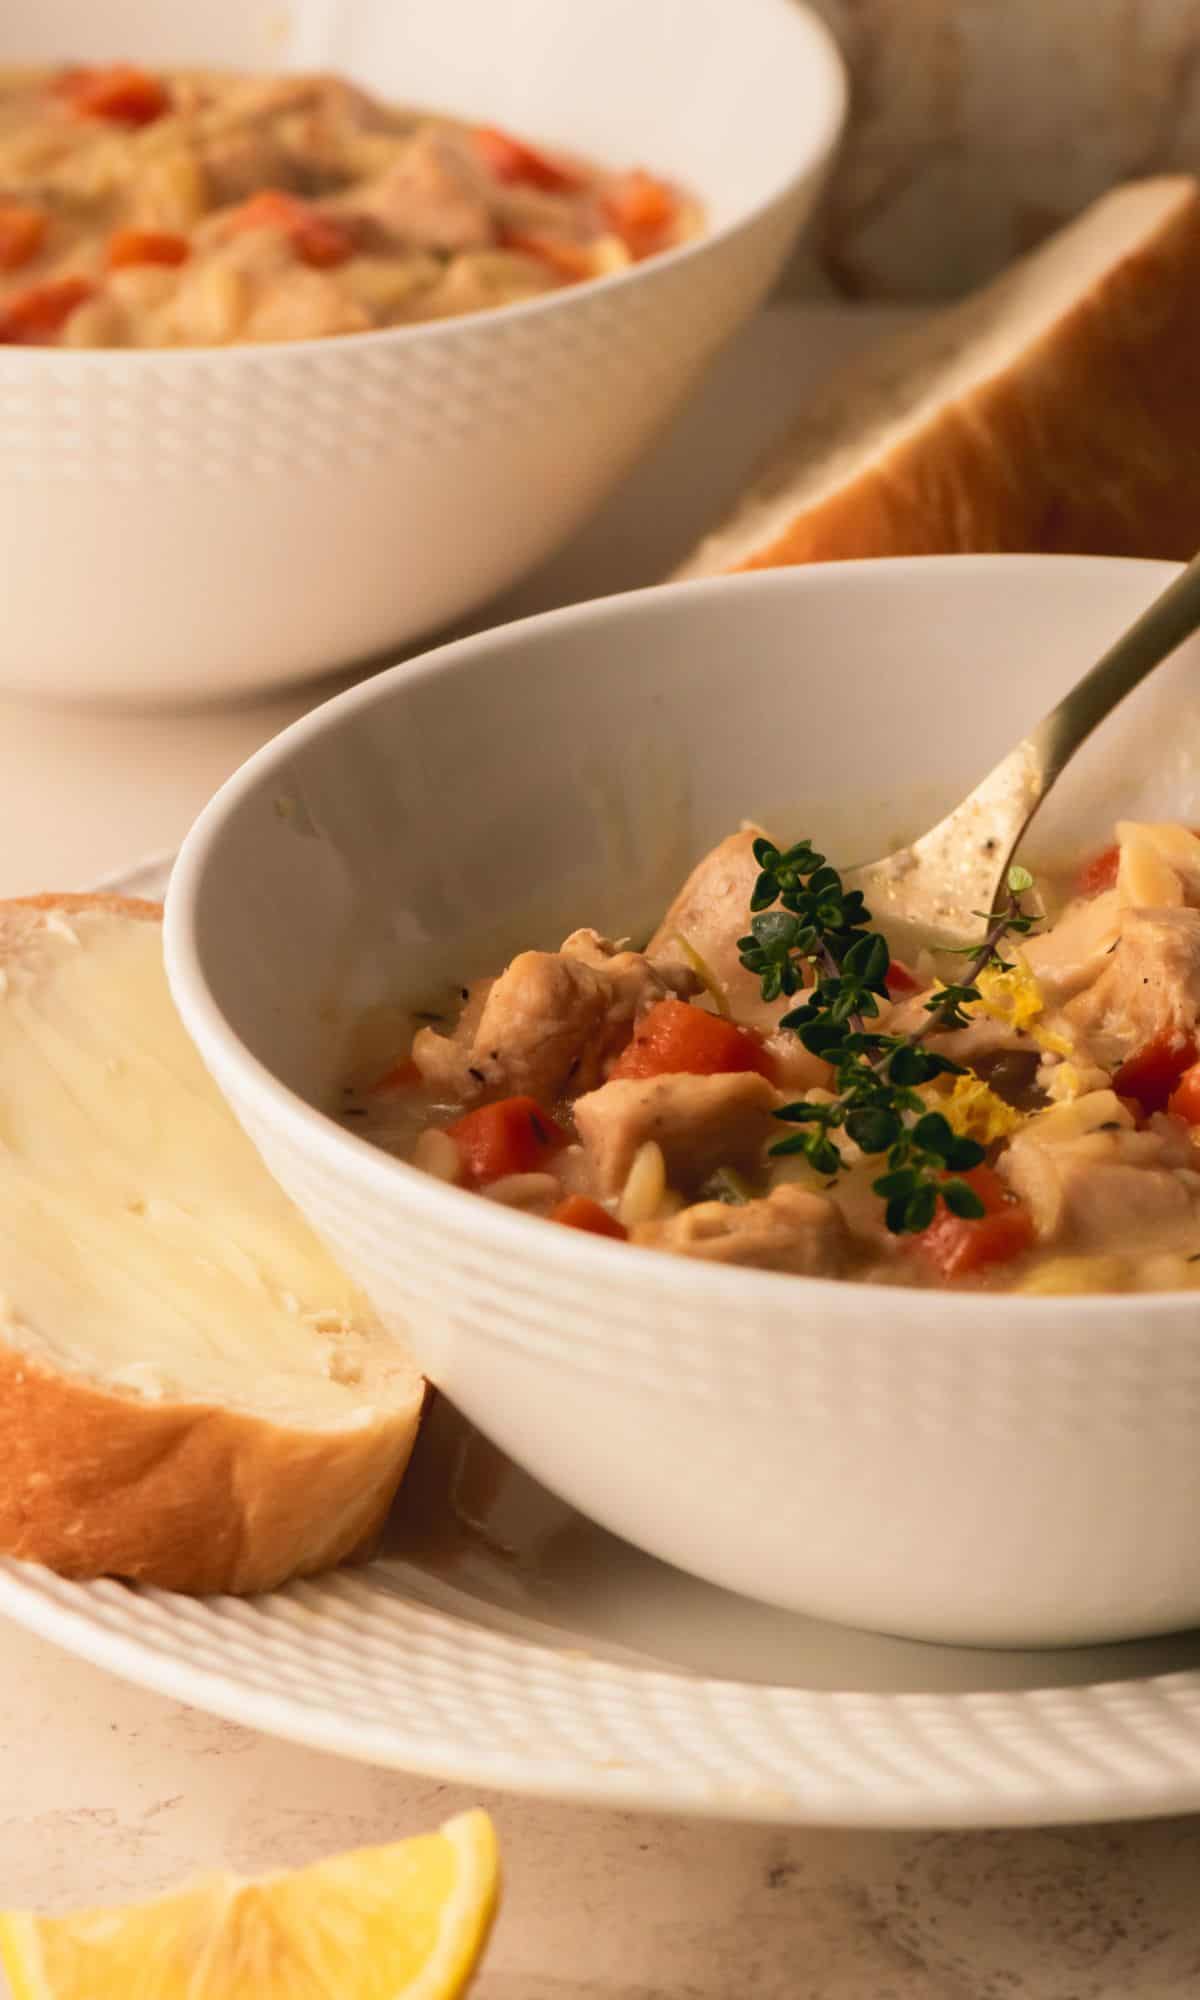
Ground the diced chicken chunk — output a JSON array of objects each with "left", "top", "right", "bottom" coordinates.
[
  {"left": 649, "top": 827, "right": 771, "bottom": 1025},
  {"left": 573, "top": 1072, "right": 780, "bottom": 1197},
  {"left": 648, "top": 827, "right": 830, "bottom": 1091},
  {"left": 195, "top": 74, "right": 388, "bottom": 203},
  {"left": 1062, "top": 906, "right": 1200, "bottom": 1069},
  {"left": 1004, "top": 890, "right": 1120, "bottom": 1006},
  {"left": 198, "top": 125, "right": 295, "bottom": 206},
  {"left": 411, "top": 934, "right": 697, "bottom": 1105},
  {"left": 348, "top": 127, "right": 494, "bottom": 250},
  {"left": 559, "top": 929, "right": 696, "bottom": 1016},
  {"left": 1115, "top": 822, "right": 1200, "bottom": 910},
  {"left": 1000, "top": 1088, "right": 1200, "bottom": 1248},
  {"left": 417, "top": 247, "right": 555, "bottom": 319},
  {"left": 421, "top": 950, "right": 607, "bottom": 1102},
  {"left": 243, "top": 263, "right": 371, "bottom": 341},
  {"left": 633, "top": 1185, "right": 848, "bottom": 1276},
  {"left": 759, "top": 1027, "right": 833, "bottom": 1093},
  {"left": 272, "top": 76, "right": 403, "bottom": 187}
]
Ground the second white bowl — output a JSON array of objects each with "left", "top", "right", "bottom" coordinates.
[{"left": 1, "top": 0, "right": 844, "bottom": 702}]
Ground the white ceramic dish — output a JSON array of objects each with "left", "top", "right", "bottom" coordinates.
[
  {"left": 165, "top": 555, "right": 1200, "bottom": 1651},
  {"left": 169, "top": 556, "right": 1200, "bottom": 1648},
  {"left": 4, "top": 1393, "right": 1200, "bottom": 1828},
  {"left": 0, "top": 0, "right": 845, "bottom": 705}
]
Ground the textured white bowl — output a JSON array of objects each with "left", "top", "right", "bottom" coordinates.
[
  {"left": 1, "top": 0, "right": 844, "bottom": 704},
  {"left": 166, "top": 557, "right": 1200, "bottom": 1648}
]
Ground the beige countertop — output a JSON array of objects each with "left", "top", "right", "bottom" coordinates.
[
  {"left": 2, "top": 306, "right": 1199, "bottom": 1995},
  {"left": 3, "top": 1617, "right": 1200, "bottom": 1999}
]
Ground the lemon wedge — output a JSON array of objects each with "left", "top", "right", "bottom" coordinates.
[{"left": 0, "top": 1808, "right": 498, "bottom": 2000}]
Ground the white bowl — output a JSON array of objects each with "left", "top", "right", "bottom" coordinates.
[
  {"left": 0, "top": 0, "right": 844, "bottom": 705},
  {"left": 166, "top": 556, "right": 1200, "bottom": 1648}
]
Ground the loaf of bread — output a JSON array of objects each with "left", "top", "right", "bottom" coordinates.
[
  {"left": 0, "top": 895, "right": 424, "bottom": 1595},
  {"left": 675, "top": 176, "right": 1200, "bottom": 577}
]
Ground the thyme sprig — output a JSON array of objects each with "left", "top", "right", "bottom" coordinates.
[{"left": 737, "top": 840, "right": 1037, "bottom": 1234}]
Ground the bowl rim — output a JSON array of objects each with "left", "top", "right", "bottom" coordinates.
[
  {"left": 166, "top": 553, "right": 1200, "bottom": 1331},
  {"left": 0, "top": 0, "right": 846, "bottom": 370}
]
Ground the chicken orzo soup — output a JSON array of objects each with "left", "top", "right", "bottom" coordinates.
[
  {"left": 345, "top": 819, "right": 1200, "bottom": 1296},
  {"left": 0, "top": 64, "right": 700, "bottom": 346}
]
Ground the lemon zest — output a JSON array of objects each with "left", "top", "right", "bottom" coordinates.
[
  {"left": 971, "top": 956, "right": 1074, "bottom": 1059},
  {"left": 936, "top": 1073, "right": 1025, "bottom": 1146},
  {"left": 973, "top": 958, "right": 1043, "bottom": 1032}
]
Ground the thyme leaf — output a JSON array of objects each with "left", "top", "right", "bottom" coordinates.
[{"left": 739, "top": 844, "right": 1038, "bottom": 1234}]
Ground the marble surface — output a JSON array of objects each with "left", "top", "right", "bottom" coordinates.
[
  {"left": 794, "top": 0, "right": 1200, "bottom": 299},
  {"left": 3, "top": 304, "right": 1200, "bottom": 1991},
  {"left": 4, "top": 1617, "right": 1200, "bottom": 1997}
]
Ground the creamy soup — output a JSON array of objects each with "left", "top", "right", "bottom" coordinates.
[
  {"left": 0, "top": 64, "right": 699, "bottom": 347},
  {"left": 343, "top": 819, "right": 1200, "bottom": 1295}
]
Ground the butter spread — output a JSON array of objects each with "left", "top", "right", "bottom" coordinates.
[{"left": 0, "top": 909, "right": 411, "bottom": 1422}]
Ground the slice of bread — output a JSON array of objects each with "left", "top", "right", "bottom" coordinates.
[
  {"left": 675, "top": 176, "right": 1200, "bottom": 576},
  {"left": 0, "top": 894, "right": 424, "bottom": 1595}
]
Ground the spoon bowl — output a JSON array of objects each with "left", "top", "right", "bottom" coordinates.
[{"left": 849, "top": 549, "right": 1200, "bottom": 944}]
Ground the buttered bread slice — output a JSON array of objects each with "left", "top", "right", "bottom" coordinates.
[{"left": 0, "top": 894, "right": 424, "bottom": 1595}]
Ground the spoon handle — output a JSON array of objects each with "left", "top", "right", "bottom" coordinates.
[{"left": 1030, "top": 550, "right": 1200, "bottom": 786}]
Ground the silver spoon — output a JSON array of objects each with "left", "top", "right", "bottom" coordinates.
[{"left": 847, "top": 554, "right": 1200, "bottom": 945}]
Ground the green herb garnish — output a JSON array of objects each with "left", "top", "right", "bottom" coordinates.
[{"left": 737, "top": 841, "right": 1036, "bottom": 1234}]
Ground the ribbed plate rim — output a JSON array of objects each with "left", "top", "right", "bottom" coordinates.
[{"left": 4, "top": 1558, "right": 1200, "bottom": 1828}]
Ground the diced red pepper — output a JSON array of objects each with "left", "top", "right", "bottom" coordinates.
[
  {"left": 1168, "top": 1057, "right": 1200, "bottom": 1126},
  {"left": 293, "top": 213, "right": 355, "bottom": 269},
  {"left": 500, "top": 227, "right": 592, "bottom": 281},
  {"left": 609, "top": 998, "right": 775, "bottom": 1082},
  {"left": 368, "top": 1057, "right": 422, "bottom": 1094},
  {"left": 107, "top": 227, "right": 190, "bottom": 270},
  {"left": 915, "top": 1164, "right": 1035, "bottom": 1279},
  {"left": 0, "top": 275, "right": 93, "bottom": 343},
  {"left": 54, "top": 64, "right": 169, "bottom": 126},
  {"left": 224, "top": 189, "right": 354, "bottom": 269},
  {"left": 1112, "top": 1031, "right": 1197, "bottom": 1116},
  {"left": 0, "top": 204, "right": 46, "bottom": 272},
  {"left": 885, "top": 959, "right": 922, "bottom": 997},
  {"left": 1075, "top": 844, "right": 1119, "bottom": 898},
  {"left": 225, "top": 190, "right": 303, "bottom": 232},
  {"left": 474, "top": 125, "right": 582, "bottom": 192},
  {"left": 550, "top": 1194, "right": 627, "bottom": 1240},
  {"left": 445, "top": 1095, "right": 568, "bottom": 1188},
  {"left": 600, "top": 170, "right": 677, "bottom": 253}
]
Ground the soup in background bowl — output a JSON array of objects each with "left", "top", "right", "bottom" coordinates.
[{"left": 0, "top": 64, "right": 701, "bottom": 348}]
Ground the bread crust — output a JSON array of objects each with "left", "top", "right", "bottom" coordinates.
[
  {"left": 0, "top": 894, "right": 425, "bottom": 1594},
  {"left": 0, "top": 1343, "right": 425, "bottom": 1594},
  {"left": 7, "top": 892, "right": 163, "bottom": 922},
  {"left": 677, "top": 177, "right": 1200, "bottom": 574}
]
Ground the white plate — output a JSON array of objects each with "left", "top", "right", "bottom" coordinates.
[
  {"left": 5, "top": 853, "right": 1200, "bottom": 1829},
  {"left": 5, "top": 1273, "right": 1200, "bottom": 1828}
]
